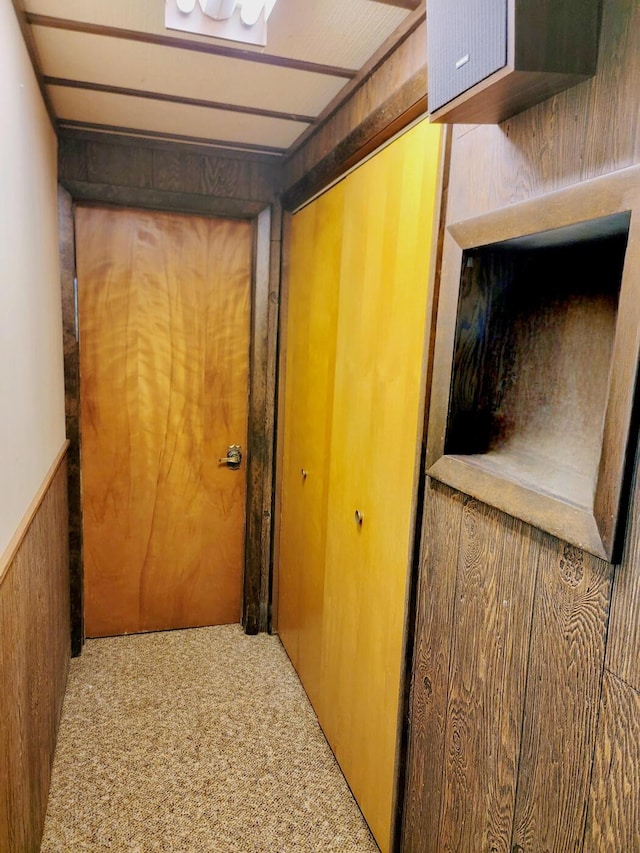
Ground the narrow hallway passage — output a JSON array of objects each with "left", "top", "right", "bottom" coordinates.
[{"left": 40, "top": 626, "right": 379, "bottom": 852}]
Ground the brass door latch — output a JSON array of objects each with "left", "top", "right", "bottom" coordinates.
[{"left": 219, "top": 444, "right": 242, "bottom": 470}]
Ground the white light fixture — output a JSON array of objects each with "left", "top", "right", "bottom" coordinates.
[
  {"left": 200, "top": 0, "right": 237, "bottom": 20},
  {"left": 167, "top": 0, "right": 277, "bottom": 45}
]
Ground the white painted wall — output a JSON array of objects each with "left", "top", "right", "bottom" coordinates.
[{"left": 0, "top": 1, "right": 66, "bottom": 557}]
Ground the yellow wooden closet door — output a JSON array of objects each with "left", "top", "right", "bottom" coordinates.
[
  {"left": 277, "top": 119, "right": 442, "bottom": 853},
  {"left": 321, "top": 120, "right": 442, "bottom": 851},
  {"left": 278, "top": 184, "right": 345, "bottom": 715},
  {"left": 76, "top": 207, "right": 252, "bottom": 638}
]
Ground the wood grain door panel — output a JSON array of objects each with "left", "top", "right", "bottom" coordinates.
[
  {"left": 277, "top": 183, "right": 345, "bottom": 717},
  {"left": 277, "top": 119, "right": 443, "bottom": 853},
  {"left": 322, "top": 121, "right": 442, "bottom": 850},
  {"left": 76, "top": 207, "right": 252, "bottom": 638}
]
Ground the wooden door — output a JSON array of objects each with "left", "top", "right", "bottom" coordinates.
[
  {"left": 277, "top": 183, "right": 345, "bottom": 715},
  {"left": 321, "top": 121, "right": 441, "bottom": 850},
  {"left": 76, "top": 206, "right": 252, "bottom": 638},
  {"left": 277, "top": 119, "right": 443, "bottom": 853}
]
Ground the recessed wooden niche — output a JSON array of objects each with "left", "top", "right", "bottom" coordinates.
[{"left": 427, "top": 165, "right": 640, "bottom": 561}]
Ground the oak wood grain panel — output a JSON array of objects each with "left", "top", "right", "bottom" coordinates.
[
  {"left": 59, "top": 131, "right": 278, "bottom": 207},
  {"left": 402, "top": 480, "right": 465, "bottom": 852},
  {"left": 607, "top": 433, "right": 640, "bottom": 692},
  {"left": 436, "top": 503, "right": 541, "bottom": 853},
  {"left": 152, "top": 150, "right": 254, "bottom": 198},
  {"left": 583, "top": 670, "right": 640, "bottom": 850},
  {"left": 76, "top": 206, "right": 252, "bottom": 637},
  {"left": 58, "top": 135, "right": 88, "bottom": 182},
  {"left": 86, "top": 140, "right": 154, "bottom": 188},
  {"left": 403, "top": 0, "right": 640, "bottom": 848},
  {"left": 151, "top": 149, "right": 203, "bottom": 195},
  {"left": 65, "top": 182, "right": 266, "bottom": 219},
  {"left": 58, "top": 185, "right": 84, "bottom": 656},
  {"left": 0, "top": 453, "right": 70, "bottom": 853},
  {"left": 277, "top": 182, "right": 345, "bottom": 713},
  {"left": 60, "top": 126, "right": 280, "bottom": 163},
  {"left": 511, "top": 539, "right": 613, "bottom": 852},
  {"left": 321, "top": 120, "right": 441, "bottom": 853}
]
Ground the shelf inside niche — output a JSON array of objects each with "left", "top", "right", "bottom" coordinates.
[{"left": 427, "top": 167, "right": 640, "bottom": 561}]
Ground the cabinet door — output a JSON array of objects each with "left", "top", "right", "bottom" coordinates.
[
  {"left": 277, "top": 185, "right": 345, "bottom": 715},
  {"left": 321, "top": 120, "right": 443, "bottom": 851}
]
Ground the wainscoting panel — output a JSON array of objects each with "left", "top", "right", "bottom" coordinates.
[{"left": 0, "top": 447, "right": 70, "bottom": 853}]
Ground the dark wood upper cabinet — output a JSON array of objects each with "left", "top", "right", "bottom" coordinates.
[{"left": 427, "top": 0, "right": 600, "bottom": 124}]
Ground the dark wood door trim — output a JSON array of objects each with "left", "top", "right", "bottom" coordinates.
[{"left": 243, "top": 204, "right": 282, "bottom": 634}]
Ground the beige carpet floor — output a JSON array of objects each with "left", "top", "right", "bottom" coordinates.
[{"left": 40, "top": 625, "right": 379, "bottom": 852}]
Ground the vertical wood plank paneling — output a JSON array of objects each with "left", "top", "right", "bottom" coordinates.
[
  {"left": 0, "top": 455, "right": 70, "bottom": 853},
  {"left": 437, "top": 504, "right": 541, "bottom": 853},
  {"left": 606, "top": 433, "right": 640, "bottom": 691},
  {"left": 510, "top": 540, "right": 613, "bottom": 851},
  {"left": 403, "top": 0, "right": 640, "bottom": 848},
  {"left": 583, "top": 670, "right": 640, "bottom": 849},
  {"left": 403, "top": 480, "right": 465, "bottom": 852}
]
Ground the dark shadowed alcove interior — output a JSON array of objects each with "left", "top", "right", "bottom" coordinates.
[{"left": 446, "top": 212, "right": 630, "bottom": 511}]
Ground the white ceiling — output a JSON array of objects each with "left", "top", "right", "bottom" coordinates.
[{"left": 23, "top": 0, "right": 424, "bottom": 157}]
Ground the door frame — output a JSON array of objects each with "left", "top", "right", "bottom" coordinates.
[{"left": 59, "top": 173, "right": 281, "bottom": 652}]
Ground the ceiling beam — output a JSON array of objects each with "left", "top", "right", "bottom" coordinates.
[
  {"left": 44, "top": 77, "right": 317, "bottom": 125},
  {"left": 56, "top": 120, "right": 288, "bottom": 157},
  {"left": 370, "top": 0, "right": 422, "bottom": 8},
  {"left": 9, "top": 0, "right": 57, "bottom": 129},
  {"left": 26, "top": 14, "right": 358, "bottom": 79}
]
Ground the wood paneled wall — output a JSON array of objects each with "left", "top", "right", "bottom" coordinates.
[
  {"left": 0, "top": 448, "right": 70, "bottom": 853},
  {"left": 403, "top": 0, "right": 640, "bottom": 849},
  {"left": 58, "top": 131, "right": 279, "bottom": 216}
]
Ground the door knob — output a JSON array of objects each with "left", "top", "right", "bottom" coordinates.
[{"left": 219, "top": 444, "right": 242, "bottom": 469}]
